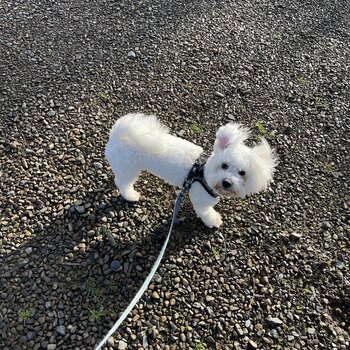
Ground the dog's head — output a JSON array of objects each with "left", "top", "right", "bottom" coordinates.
[{"left": 204, "top": 123, "right": 277, "bottom": 198}]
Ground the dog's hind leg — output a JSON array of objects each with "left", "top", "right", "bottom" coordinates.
[{"left": 114, "top": 166, "right": 141, "bottom": 202}]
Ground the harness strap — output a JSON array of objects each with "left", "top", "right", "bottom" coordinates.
[{"left": 183, "top": 153, "right": 219, "bottom": 198}]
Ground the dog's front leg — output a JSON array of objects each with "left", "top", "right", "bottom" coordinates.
[{"left": 189, "top": 182, "right": 222, "bottom": 228}]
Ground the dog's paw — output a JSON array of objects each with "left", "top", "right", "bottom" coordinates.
[
  {"left": 123, "top": 190, "right": 140, "bottom": 202},
  {"left": 202, "top": 211, "right": 223, "bottom": 228}
]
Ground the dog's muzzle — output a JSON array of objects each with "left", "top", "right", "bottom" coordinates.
[{"left": 214, "top": 182, "right": 238, "bottom": 197}]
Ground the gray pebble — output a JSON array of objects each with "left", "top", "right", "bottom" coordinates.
[
  {"left": 127, "top": 50, "right": 136, "bottom": 60},
  {"left": 47, "top": 110, "right": 56, "bottom": 117},
  {"left": 267, "top": 317, "right": 284, "bottom": 327},
  {"left": 110, "top": 260, "right": 122, "bottom": 271},
  {"left": 55, "top": 325, "right": 65, "bottom": 336},
  {"left": 25, "top": 247, "right": 33, "bottom": 254}
]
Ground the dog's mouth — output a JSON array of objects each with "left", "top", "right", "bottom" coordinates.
[{"left": 214, "top": 184, "right": 238, "bottom": 198}]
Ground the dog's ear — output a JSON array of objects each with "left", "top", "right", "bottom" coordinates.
[
  {"left": 214, "top": 123, "right": 250, "bottom": 151},
  {"left": 247, "top": 138, "right": 278, "bottom": 193},
  {"left": 253, "top": 138, "right": 277, "bottom": 165}
]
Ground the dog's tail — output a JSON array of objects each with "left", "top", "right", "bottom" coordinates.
[{"left": 110, "top": 113, "right": 169, "bottom": 154}]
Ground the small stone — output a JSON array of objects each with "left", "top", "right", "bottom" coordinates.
[
  {"left": 76, "top": 205, "right": 85, "bottom": 214},
  {"left": 123, "top": 262, "right": 129, "bottom": 274},
  {"left": 214, "top": 91, "right": 225, "bottom": 98},
  {"left": 169, "top": 321, "right": 177, "bottom": 331},
  {"left": 307, "top": 327, "right": 316, "bottom": 335},
  {"left": 47, "top": 110, "right": 56, "bottom": 117},
  {"left": 47, "top": 344, "right": 57, "bottom": 350},
  {"left": 153, "top": 273, "right": 162, "bottom": 283},
  {"left": 290, "top": 232, "right": 302, "bottom": 240},
  {"left": 261, "top": 276, "right": 269, "bottom": 285},
  {"left": 205, "top": 295, "right": 215, "bottom": 302},
  {"left": 336, "top": 270, "right": 343, "bottom": 279},
  {"left": 55, "top": 325, "right": 65, "bottom": 336},
  {"left": 322, "top": 221, "right": 331, "bottom": 229},
  {"left": 118, "top": 340, "right": 127, "bottom": 349},
  {"left": 25, "top": 247, "right": 33, "bottom": 254},
  {"left": 127, "top": 50, "right": 136, "bottom": 60},
  {"left": 178, "top": 129, "right": 185, "bottom": 137},
  {"left": 151, "top": 291, "right": 160, "bottom": 299},
  {"left": 262, "top": 337, "right": 273, "bottom": 344},
  {"left": 235, "top": 324, "right": 244, "bottom": 336},
  {"left": 17, "top": 258, "right": 29, "bottom": 267},
  {"left": 108, "top": 233, "right": 118, "bottom": 248},
  {"left": 269, "top": 329, "right": 279, "bottom": 338},
  {"left": 336, "top": 260, "right": 345, "bottom": 269},
  {"left": 142, "top": 335, "right": 148, "bottom": 348},
  {"left": 267, "top": 317, "right": 283, "bottom": 327},
  {"left": 27, "top": 331, "right": 36, "bottom": 341},
  {"left": 93, "top": 162, "right": 103, "bottom": 169},
  {"left": 107, "top": 337, "right": 115, "bottom": 346},
  {"left": 10, "top": 140, "right": 21, "bottom": 149},
  {"left": 205, "top": 335, "right": 215, "bottom": 343},
  {"left": 248, "top": 339, "right": 258, "bottom": 349},
  {"left": 110, "top": 260, "right": 122, "bottom": 271}
]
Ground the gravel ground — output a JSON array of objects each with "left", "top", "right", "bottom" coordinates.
[{"left": 1, "top": 0, "right": 349, "bottom": 349}]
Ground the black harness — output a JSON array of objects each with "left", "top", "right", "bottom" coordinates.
[{"left": 183, "top": 154, "right": 219, "bottom": 198}]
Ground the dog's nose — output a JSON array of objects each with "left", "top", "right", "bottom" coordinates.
[{"left": 222, "top": 179, "right": 232, "bottom": 189}]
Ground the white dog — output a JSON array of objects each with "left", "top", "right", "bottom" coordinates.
[{"left": 105, "top": 113, "right": 277, "bottom": 228}]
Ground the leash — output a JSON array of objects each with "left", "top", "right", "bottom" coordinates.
[
  {"left": 95, "top": 190, "right": 185, "bottom": 350},
  {"left": 95, "top": 154, "right": 218, "bottom": 349}
]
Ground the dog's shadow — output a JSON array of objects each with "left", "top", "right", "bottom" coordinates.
[
  {"left": 0, "top": 178, "right": 214, "bottom": 349},
  {"left": 63, "top": 186, "right": 216, "bottom": 348}
]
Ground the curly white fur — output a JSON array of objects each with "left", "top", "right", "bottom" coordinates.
[{"left": 105, "top": 113, "right": 277, "bottom": 228}]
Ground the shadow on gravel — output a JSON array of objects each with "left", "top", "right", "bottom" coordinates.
[{"left": 0, "top": 182, "right": 211, "bottom": 348}]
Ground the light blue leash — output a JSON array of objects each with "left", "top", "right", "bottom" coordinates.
[{"left": 95, "top": 190, "right": 185, "bottom": 350}]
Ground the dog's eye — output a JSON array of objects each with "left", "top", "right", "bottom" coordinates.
[
  {"left": 221, "top": 163, "right": 229, "bottom": 170},
  {"left": 238, "top": 170, "right": 246, "bottom": 176}
]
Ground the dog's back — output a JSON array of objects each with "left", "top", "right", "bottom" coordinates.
[{"left": 105, "top": 113, "right": 203, "bottom": 188}]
